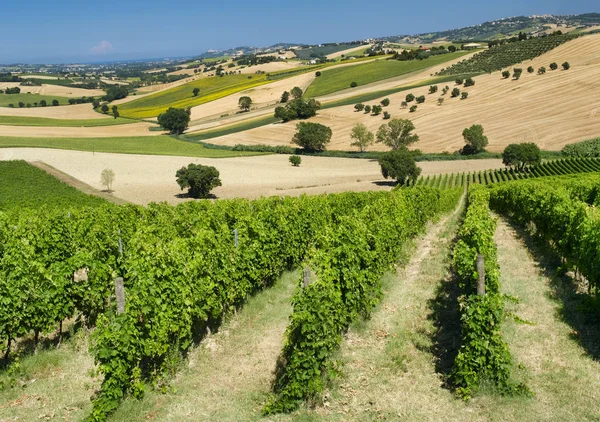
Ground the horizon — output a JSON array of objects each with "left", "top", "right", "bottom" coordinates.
[{"left": 0, "top": 0, "right": 597, "bottom": 64}]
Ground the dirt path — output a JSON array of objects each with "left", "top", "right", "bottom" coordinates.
[
  {"left": 492, "top": 218, "right": 600, "bottom": 420},
  {"left": 109, "top": 271, "right": 299, "bottom": 421},
  {"left": 29, "top": 161, "right": 128, "bottom": 205}
]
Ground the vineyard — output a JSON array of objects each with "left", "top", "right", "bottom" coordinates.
[
  {"left": 0, "top": 187, "right": 459, "bottom": 420},
  {"left": 415, "top": 157, "right": 600, "bottom": 188},
  {"left": 437, "top": 33, "right": 578, "bottom": 76}
]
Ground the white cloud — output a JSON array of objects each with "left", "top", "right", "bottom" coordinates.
[{"left": 90, "top": 40, "right": 113, "bottom": 55}]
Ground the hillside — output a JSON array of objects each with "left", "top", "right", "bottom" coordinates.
[{"left": 207, "top": 33, "right": 600, "bottom": 153}]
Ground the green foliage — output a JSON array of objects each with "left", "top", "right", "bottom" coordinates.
[
  {"left": 380, "top": 98, "right": 390, "bottom": 106},
  {"left": 376, "top": 118, "right": 419, "bottom": 150},
  {"left": 238, "top": 96, "right": 252, "bottom": 111},
  {"left": 350, "top": 123, "right": 374, "bottom": 152},
  {"left": 364, "top": 105, "right": 372, "bottom": 113},
  {"left": 405, "top": 93, "right": 415, "bottom": 102},
  {"left": 409, "top": 105, "right": 417, "bottom": 113},
  {"left": 354, "top": 103, "right": 365, "bottom": 112},
  {"left": 291, "top": 122, "right": 332, "bottom": 151},
  {"left": 383, "top": 111, "right": 391, "bottom": 120},
  {"left": 157, "top": 107, "right": 190, "bottom": 135},
  {"left": 101, "top": 104, "right": 109, "bottom": 114},
  {"left": 455, "top": 78, "right": 464, "bottom": 85},
  {"left": 461, "top": 92, "right": 469, "bottom": 100},
  {"left": 527, "top": 66, "right": 535, "bottom": 73},
  {"left": 429, "top": 85, "right": 438, "bottom": 94},
  {"left": 562, "top": 61, "right": 571, "bottom": 70},
  {"left": 104, "top": 85, "right": 128, "bottom": 102},
  {"left": 502, "top": 70, "right": 511, "bottom": 79},
  {"left": 350, "top": 81, "right": 358, "bottom": 88},
  {"left": 513, "top": 68, "right": 523, "bottom": 80},
  {"left": 562, "top": 138, "right": 600, "bottom": 157},
  {"left": 538, "top": 66, "right": 546, "bottom": 74},
  {"left": 193, "top": 87, "right": 200, "bottom": 97},
  {"left": 464, "top": 77, "right": 475, "bottom": 87},
  {"left": 416, "top": 95, "right": 425, "bottom": 104},
  {"left": 549, "top": 62, "right": 558, "bottom": 70},
  {"left": 289, "top": 155, "right": 302, "bottom": 166},
  {"left": 291, "top": 86, "right": 303, "bottom": 99},
  {"left": 502, "top": 143, "right": 541, "bottom": 170},
  {"left": 378, "top": 148, "right": 422, "bottom": 184},
  {"left": 462, "top": 124, "right": 488, "bottom": 154},
  {"left": 280, "top": 91, "right": 290, "bottom": 103},
  {"left": 175, "top": 163, "right": 222, "bottom": 198},
  {"left": 371, "top": 104, "right": 382, "bottom": 115},
  {"left": 274, "top": 98, "right": 321, "bottom": 122}
]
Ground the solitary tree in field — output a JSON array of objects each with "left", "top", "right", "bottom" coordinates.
[
  {"left": 455, "top": 78, "right": 464, "bottom": 85},
  {"left": 379, "top": 148, "right": 421, "bottom": 185},
  {"left": 383, "top": 111, "right": 391, "bottom": 119},
  {"left": 562, "top": 62, "right": 570, "bottom": 70},
  {"left": 292, "top": 122, "right": 332, "bottom": 151},
  {"left": 442, "top": 86, "right": 450, "bottom": 95},
  {"left": 52, "top": 99, "right": 59, "bottom": 106},
  {"left": 158, "top": 107, "right": 191, "bottom": 134},
  {"left": 176, "top": 163, "right": 222, "bottom": 198},
  {"left": 101, "top": 104, "right": 109, "bottom": 114},
  {"left": 502, "top": 70, "right": 510, "bottom": 79},
  {"left": 527, "top": 66, "right": 535, "bottom": 73},
  {"left": 461, "top": 92, "right": 469, "bottom": 100},
  {"left": 461, "top": 124, "right": 488, "bottom": 154},
  {"left": 364, "top": 105, "right": 372, "bottom": 113},
  {"left": 101, "top": 169, "right": 115, "bottom": 192},
  {"left": 193, "top": 87, "right": 200, "bottom": 96},
  {"left": 350, "top": 123, "right": 374, "bottom": 152},
  {"left": 376, "top": 118, "right": 419, "bottom": 150},
  {"left": 289, "top": 155, "right": 302, "bottom": 166},
  {"left": 451, "top": 88, "right": 460, "bottom": 97},
  {"left": 238, "top": 96, "right": 252, "bottom": 111},
  {"left": 513, "top": 68, "right": 523, "bottom": 80},
  {"left": 550, "top": 62, "right": 558, "bottom": 70},
  {"left": 291, "top": 86, "right": 303, "bottom": 99},
  {"left": 381, "top": 98, "right": 390, "bottom": 107},
  {"left": 354, "top": 103, "right": 365, "bottom": 112},
  {"left": 464, "top": 77, "right": 475, "bottom": 87},
  {"left": 502, "top": 143, "right": 541, "bottom": 171},
  {"left": 405, "top": 93, "right": 415, "bottom": 102},
  {"left": 401, "top": 101, "right": 408, "bottom": 109},
  {"left": 416, "top": 96, "right": 425, "bottom": 104},
  {"left": 39, "top": 100, "right": 47, "bottom": 107},
  {"left": 18, "top": 102, "right": 24, "bottom": 108},
  {"left": 437, "top": 97, "right": 444, "bottom": 106},
  {"left": 410, "top": 105, "right": 417, "bottom": 113},
  {"left": 429, "top": 85, "right": 438, "bottom": 94},
  {"left": 371, "top": 105, "right": 382, "bottom": 115},
  {"left": 538, "top": 66, "right": 547, "bottom": 74}
]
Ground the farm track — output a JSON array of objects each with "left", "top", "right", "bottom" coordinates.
[{"left": 29, "top": 161, "right": 129, "bottom": 205}]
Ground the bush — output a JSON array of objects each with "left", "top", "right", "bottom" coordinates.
[
  {"left": 461, "top": 92, "right": 469, "bottom": 100},
  {"left": 442, "top": 86, "right": 450, "bottom": 95},
  {"left": 175, "top": 163, "right": 222, "bottom": 198},
  {"left": 451, "top": 88, "right": 460, "bottom": 97},
  {"left": 354, "top": 103, "right": 365, "bottom": 112},
  {"left": 502, "top": 70, "right": 510, "bottom": 79},
  {"left": 409, "top": 105, "right": 417, "bottom": 112},
  {"left": 405, "top": 93, "right": 415, "bottom": 102},
  {"left": 157, "top": 107, "right": 191, "bottom": 134},
  {"left": 416, "top": 95, "right": 425, "bottom": 104},
  {"left": 350, "top": 81, "right": 358, "bottom": 88},
  {"left": 289, "top": 155, "right": 302, "bottom": 166},
  {"left": 52, "top": 99, "right": 59, "bottom": 106},
  {"left": 315, "top": 71, "right": 322, "bottom": 77},
  {"left": 562, "top": 61, "right": 570, "bottom": 70},
  {"left": 104, "top": 85, "right": 128, "bottom": 102},
  {"left": 378, "top": 148, "right": 421, "bottom": 185},
  {"left": 292, "top": 122, "right": 332, "bottom": 151},
  {"left": 381, "top": 98, "right": 390, "bottom": 107}
]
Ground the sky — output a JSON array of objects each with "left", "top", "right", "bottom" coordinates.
[{"left": 1, "top": 0, "right": 597, "bottom": 64}]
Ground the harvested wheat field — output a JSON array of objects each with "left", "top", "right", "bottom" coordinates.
[
  {"left": 0, "top": 82, "right": 104, "bottom": 98},
  {"left": 0, "top": 148, "right": 503, "bottom": 204},
  {"left": 0, "top": 122, "right": 160, "bottom": 138},
  {"left": 0, "top": 102, "right": 110, "bottom": 119},
  {"left": 207, "top": 34, "right": 600, "bottom": 152}
]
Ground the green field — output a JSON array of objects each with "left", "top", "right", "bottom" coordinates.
[
  {"left": 304, "top": 51, "right": 469, "bottom": 97},
  {"left": 294, "top": 44, "right": 366, "bottom": 60},
  {"left": 118, "top": 74, "right": 271, "bottom": 118},
  {"left": 0, "top": 115, "right": 139, "bottom": 127},
  {"left": 0, "top": 135, "right": 267, "bottom": 158},
  {"left": 0, "top": 93, "right": 73, "bottom": 107},
  {"left": 0, "top": 160, "right": 107, "bottom": 210}
]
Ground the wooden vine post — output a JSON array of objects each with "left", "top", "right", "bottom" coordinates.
[
  {"left": 476, "top": 254, "right": 485, "bottom": 296},
  {"left": 114, "top": 277, "right": 125, "bottom": 315},
  {"left": 303, "top": 267, "right": 311, "bottom": 288}
]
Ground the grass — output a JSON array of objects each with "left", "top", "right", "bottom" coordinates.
[
  {"left": 118, "top": 74, "right": 271, "bottom": 119},
  {"left": 294, "top": 44, "right": 365, "bottom": 60},
  {"left": 304, "top": 51, "right": 470, "bottom": 97},
  {"left": 0, "top": 115, "right": 139, "bottom": 127},
  {"left": 0, "top": 93, "right": 72, "bottom": 108},
  {"left": 0, "top": 161, "right": 107, "bottom": 210},
  {"left": 183, "top": 115, "right": 279, "bottom": 141},
  {"left": 0, "top": 135, "right": 267, "bottom": 158}
]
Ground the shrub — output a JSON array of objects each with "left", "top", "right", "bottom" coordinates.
[
  {"left": 442, "top": 86, "right": 450, "bottom": 95},
  {"left": 502, "top": 70, "right": 510, "bottom": 79},
  {"left": 350, "top": 81, "right": 358, "bottom": 87},
  {"left": 381, "top": 98, "right": 390, "bottom": 107},
  {"left": 175, "top": 163, "right": 222, "bottom": 198},
  {"left": 409, "top": 105, "right": 417, "bottom": 112},
  {"left": 193, "top": 87, "right": 200, "bottom": 97},
  {"left": 291, "top": 122, "right": 332, "bottom": 151},
  {"left": 416, "top": 95, "right": 425, "bottom": 104},
  {"left": 315, "top": 71, "right": 322, "bottom": 77},
  {"left": 354, "top": 103, "right": 365, "bottom": 112},
  {"left": 157, "top": 107, "right": 191, "bottom": 134},
  {"left": 101, "top": 104, "right": 109, "bottom": 114},
  {"left": 100, "top": 169, "right": 115, "bottom": 191},
  {"left": 274, "top": 98, "right": 321, "bottom": 122},
  {"left": 461, "top": 92, "right": 469, "bottom": 100},
  {"left": 52, "top": 99, "right": 59, "bottom": 106},
  {"left": 400, "top": 101, "right": 408, "bottom": 109},
  {"left": 405, "top": 93, "right": 415, "bottom": 102},
  {"left": 291, "top": 86, "right": 303, "bottom": 99},
  {"left": 451, "top": 88, "right": 460, "bottom": 97},
  {"left": 429, "top": 85, "right": 438, "bottom": 94},
  {"left": 378, "top": 148, "right": 421, "bottom": 185},
  {"left": 562, "top": 61, "right": 570, "bottom": 70},
  {"left": 289, "top": 155, "right": 302, "bottom": 166},
  {"left": 238, "top": 96, "right": 252, "bottom": 111},
  {"left": 437, "top": 97, "right": 444, "bottom": 106}
]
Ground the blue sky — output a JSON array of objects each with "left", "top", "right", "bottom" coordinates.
[{"left": 1, "top": 0, "right": 597, "bottom": 63}]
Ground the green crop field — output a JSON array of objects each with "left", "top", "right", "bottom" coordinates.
[
  {"left": 304, "top": 51, "right": 469, "bottom": 97},
  {"left": 0, "top": 135, "right": 267, "bottom": 158},
  {"left": 118, "top": 74, "right": 271, "bottom": 118},
  {"left": 0, "top": 93, "right": 72, "bottom": 107},
  {"left": 0, "top": 115, "right": 139, "bottom": 127},
  {"left": 0, "top": 160, "right": 107, "bottom": 210}
]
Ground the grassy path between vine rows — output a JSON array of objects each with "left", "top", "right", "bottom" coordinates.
[{"left": 109, "top": 271, "right": 299, "bottom": 421}]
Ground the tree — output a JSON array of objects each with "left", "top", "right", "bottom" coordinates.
[
  {"left": 513, "top": 68, "right": 523, "bottom": 80},
  {"left": 455, "top": 78, "right": 464, "bottom": 85},
  {"left": 93, "top": 99, "right": 100, "bottom": 109},
  {"left": 405, "top": 93, "right": 415, "bottom": 102},
  {"left": 112, "top": 105, "right": 119, "bottom": 119},
  {"left": 193, "top": 87, "right": 200, "bottom": 96},
  {"left": 354, "top": 103, "right": 365, "bottom": 112},
  {"left": 158, "top": 107, "right": 191, "bottom": 134},
  {"left": 448, "top": 45, "right": 457, "bottom": 52},
  {"left": 18, "top": 102, "right": 24, "bottom": 108},
  {"left": 462, "top": 124, "right": 488, "bottom": 154},
  {"left": 527, "top": 66, "right": 535, "bottom": 73},
  {"left": 274, "top": 98, "right": 321, "bottom": 122},
  {"left": 451, "top": 88, "right": 460, "bottom": 97},
  {"left": 104, "top": 85, "right": 128, "bottom": 102},
  {"left": 538, "top": 66, "right": 547, "bottom": 75},
  {"left": 350, "top": 123, "right": 374, "bottom": 152},
  {"left": 416, "top": 95, "right": 425, "bottom": 104},
  {"left": 281, "top": 91, "right": 290, "bottom": 103},
  {"left": 502, "top": 143, "right": 541, "bottom": 171},
  {"left": 289, "top": 155, "right": 302, "bottom": 166},
  {"left": 502, "top": 70, "right": 510, "bottom": 79},
  {"left": 371, "top": 105, "right": 382, "bottom": 115},
  {"left": 550, "top": 62, "right": 558, "bottom": 70},
  {"left": 410, "top": 105, "right": 417, "bottom": 113},
  {"left": 429, "top": 85, "right": 438, "bottom": 94},
  {"left": 101, "top": 104, "right": 109, "bottom": 114},
  {"left": 350, "top": 81, "right": 358, "bottom": 87},
  {"left": 383, "top": 111, "right": 391, "bottom": 120},
  {"left": 291, "top": 122, "right": 332, "bottom": 151},
  {"left": 437, "top": 97, "right": 444, "bottom": 106},
  {"left": 379, "top": 148, "right": 421, "bottom": 185},
  {"left": 291, "top": 86, "right": 303, "bottom": 99},
  {"left": 442, "top": 86, "right": 450, "bottom": 95},
  {"left": 364, "top": 105, "right": 372, "bottom": 113},
  {"left": 376, "top": 118, "right": 419, "bottom": 150},
  {"left": 381, "top": 98, "right": 390, "bottom": 107},
  {"left": 461, "top": 92, "right": 469, "bottom": 100},
  {"left": 52, "top": 99, "right": 59, "bottom": 106},
  {"left": 401, "top": 101, "right": 408, "bottom": 109},
  {"left": 39, "top": 100, "right": 47, "bottom": 107},
  {"left": 176, "top": 163, "right": 222, "bottom": 198},
  {"left": 562, "top": 61, "right": 570, "bottom": 70},
  {"left": 464, "top": 77, "right": 475, "bottom": 87},
  {"left": 315, "top": 71, "right": 322, "bottom": 77},
  {"left": 100, "top": 169, "right": 115, "bottom": 192},
  {"left": 238, "top": 96, "right": 252, "bottom": 111}
]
